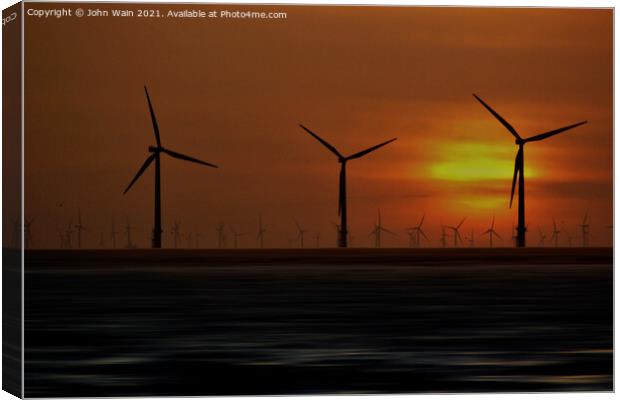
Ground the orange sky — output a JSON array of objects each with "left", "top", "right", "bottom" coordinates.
[{"left": 21, "top": 4, "right": 612, "bottom": 248}]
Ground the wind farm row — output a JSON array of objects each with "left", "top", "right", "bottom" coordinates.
[
  {"left": 22, "top": 86, "right": 598, "bottom": 250},
  {"left": 19, "top": 208, "right": 608, "bottom": 250}
]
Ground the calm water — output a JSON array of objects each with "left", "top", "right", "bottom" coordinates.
[{"left": 25, "top": 263, "right": 612, "bottom": 396}]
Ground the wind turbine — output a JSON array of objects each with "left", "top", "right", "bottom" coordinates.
[
  {"left": 111, "top": 219, "right": 119, "bottom": 249},
  {"left": 75, "top": 209, "right": 85, "bottom": 249},
  {"left": 369, "top": 209, "right": 394, "bottom": 248},
  {"left": 257, "top": 216, "right": 266, "bottom": 248},
  {"left": 300, "top": 124, "right": 397, "bottom": 248},
  {"left": 408, "top": 214, "right": 428, "bottom": 248},
  {"left": 230, "top": 227, "right": 247, "bottom": 249},
  {"left": 313, "top": 233, "right": 320, "bottom": 248},
  {"left": 551, "top": 218, "right": 561, "bottom": 247},
  {"left": 580, "top": 210, "right": 590, "bottom": 247},
  {"left": 444, "top": 218, "right": 466, "bottom": 248},
  {"left": 123, "top": 86, "right": 218, "bottom": 249},
  {"left": 481, "top": 216, "right": 501, "bottom": 248},
  {"left": 24, "top": 218, "right": 34, "bottom": 249},
  {"left": 216, "top": 223, "right": 226, "bottom": 248},
  {"left": 65, "top": 220, "right": 74, "bottom": 249},
  {"left": 538, "top": 227, "right": 547, "bottom": 247},
  {"left": 473, "top": 94, "right": 587, "bottom": 247},
  {"left": 294, "top": 220, "right": 306, "bottom": 248},
  {"left": 171, "top": 222, "right": 181, "bottom": 248},
  {"left": 125, "top": 218, "right": 134, "bottom": 249}
]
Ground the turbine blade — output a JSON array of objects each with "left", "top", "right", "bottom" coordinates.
[
  {"left": 583, "top": 210, "right": 589, "bottom": 225},
  {"left": 381, "top": 227, "right": 396, "bottom": 235},
  {"left": 420, "top": 229, "right": 429, "bottom": 241},
  {"left": 457, "top": 218, "right": 466, "bottom": 229},
  {"left": 419, "top": 213, "right": 425, "bottom": 228},
  {"left": 493, "top": 231, "right": 502, "bottom": 239},
  {"left": 481, "top": 229, "right": 491, "bottom": 236},
  {"left": 509, "top": 147, "right": 522, "bottom": 208},
  {"left": 162, "top": 148, "right": 218, "bottom": 168},
  {"left": 144, "top": 86, "right": 161, "bottom": 147},
  {"left": 123, "top": 154, "right": 155, "bottom": 194},
  {"left": 346, "top": 138, "right": 397, "bottom": 161},
  {"left": 473, "top": 94, "right": 521, "bottom": 140},
  {"left": 299, "top": 124, "right": 343, "bottom": 158},
  {"left": 524, "top": 121, "right": 587, "bottom": 143}
]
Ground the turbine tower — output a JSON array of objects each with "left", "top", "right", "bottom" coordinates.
[
  {"left": 24, "top": 218, "right": 34, "bottom": 249},
  {"left": 481, "top": 216, "right": 501, "bottom": 248},
  {"left": 444, "top": 218, "right": 466, "bottom": 248},
  {"left": 473, "top": 94, "right": 587, "bottom": 247},
  {"left": 65, "top": 220, "right": 74, "bottom": 249},
  {"left": 551, "top": 218, "right": 561, "bottom": 247},
  {"left": 580, "top": 210, "right": 590, "bottom": 247},
  {"left": 125, "top": 218, "right": 134, "bottom": 249},
  {"left": 440, "top": 226, "right": 448, "bottom": 248},
  {"left": 300, "top": 124, "right": 397, "bottom": 248},
  {"left": 369, "top": 209, "right": 394, "bottom": 248},
  {"left": 111, "top": 218, "right": 119, "bottom": 249},
  {"left": 216, "top": 223, "right": 226, "bottom": 249},
  {"left": 171, "top": 222, "right": 181, "bottom": 249},
  {"left": 123, "top": 86, "right": 218, "bottom": 248},
  {"left": 75, "top": 209, "right": 85, "bottom": 249},
  {"left": 257, "top": 215, "right": 266, "bottom": 248}
]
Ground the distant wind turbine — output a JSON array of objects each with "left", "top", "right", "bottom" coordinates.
[
  {"left": 538, "top": 227, "right": 547, "bottom": 247},
  {"left": 171, "top": 222, "right": 181, "bottom": 248},
  {"left": 473, "top": 94, "right": 587, "bottom": 247},
  {"left": 580, "top": 210, "right": 590, "bottom": 247},
  {"left": 125, "top": 218, "right": 135, "bottom": 249},
  {"left": 24, "top": 218, "right": 34, "bottom": 249},
  {"left": 444, "top": 218, "right": 466, "bottom": 248},
  {"left": 440, "top": 225, "right": 448, "bottom": 248},
  {"left": 481, "top": 216, "right": 501, "bottom": 248},
  {"left": 257, "top": 216, "right": 266, "bottom": 248},
  {"left": 123, "top": 86, "right": 218, "bottom": 248},
  {"left": 75, "top": 209, "right": 85, "bottom": 249},
  {"left": 294, "top": 219, "right": 306, "bottom": 248},
  {"left": 408, "top": 214, "right": 428, "bottom": 248},
  {"left": 551, "top": 218, "right": 561, "bottom": 247},
  {"left": 300, "top": 124, "right": 397, "bottom": 248},
  {"left": 111, "top": 218, "right": 119, "bottom": 249},
  {"left": 230, "top": 227, "right": 247, "bottom": 249},
  {"left": 65, "top": 220, "right": 74, "bottom": 249},
  {"left": 216, "top": 223, "right": 226, "bottom": 249},
  {"left": 369, "top": 209, "right": 394, "bottom": 248}
]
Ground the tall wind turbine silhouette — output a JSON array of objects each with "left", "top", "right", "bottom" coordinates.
[
  {"left": 444, "top": 218, "right": 466, "bottom": 248},
  {"left": 580, "top": 210, "right": 590, "bottom": 247},
  {"left": 481, "top": 216, "right": 501, "bottom": 248},
  {"left": 123, "top": 86, "right": 218, "bottom": 248},
  {"left": 473, "top": 94, "right": 587, "bottom": 247},
  {"left": 300, "top": 124, "right": 397, "bottom": 248}
]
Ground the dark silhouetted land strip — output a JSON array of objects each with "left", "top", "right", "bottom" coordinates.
[{"left": 24, "top": 248, "right": 612, "bottom": 396}]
